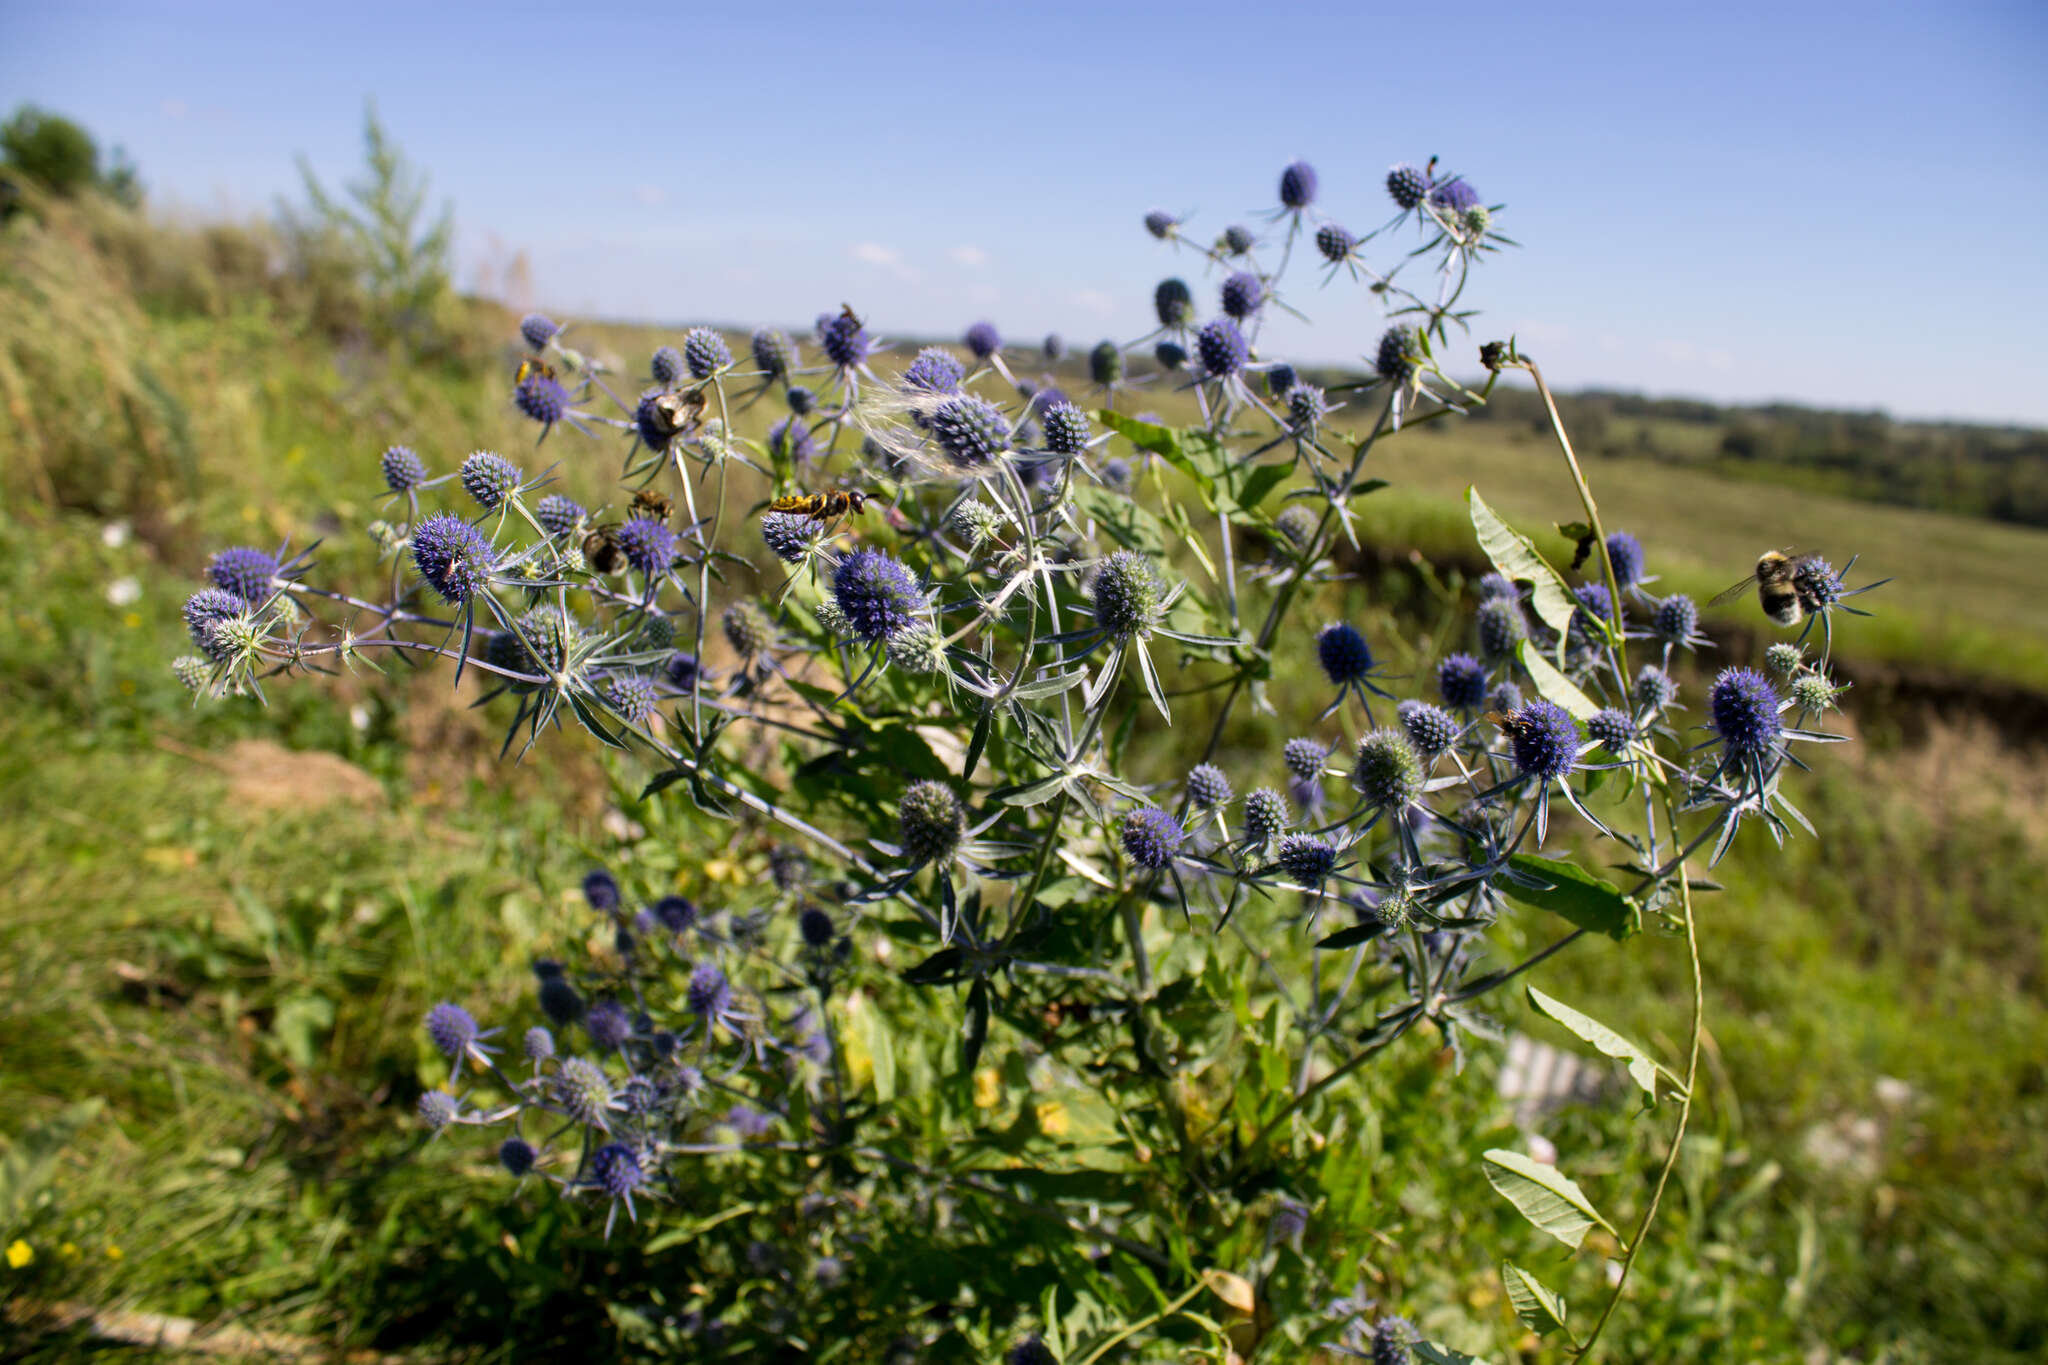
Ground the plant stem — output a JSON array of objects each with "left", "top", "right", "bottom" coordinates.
[
  {"left": 1524, "top": 357, "right": 1629, "bottom": 685},
  {"left": 1075, "top": 1279, "right": 1210, "bottom": 1365}
]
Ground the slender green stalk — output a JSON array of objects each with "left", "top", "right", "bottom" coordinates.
[{"left": 1075, "top": 1279, "right": 1210, "bottom": 1365}]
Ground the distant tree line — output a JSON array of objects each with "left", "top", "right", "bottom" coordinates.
[{"left": 1462, "top": 385, "right": 2048, "bottom": 529}]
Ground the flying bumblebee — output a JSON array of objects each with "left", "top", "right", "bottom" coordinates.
[
  {"left": 1710, "top": 550, "right": 1825, "bottom": 627},
  {"left": 765, "top": 490, "right": 873, "bottom": 521}
]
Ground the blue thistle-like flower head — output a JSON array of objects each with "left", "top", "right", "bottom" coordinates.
[
  {"left": 1221, "top": 270, "right": 1264, "bottom": 319},
  {"left": 819, "top": 308, "right": 870, "bottom": 367},
  {"left": 1604, "top": 530, "right": 1646, "bottom": 588},
  {"left": 928, "top": 395, "right": 1011, "bottom": 468},
  {"left": 460, "top": 451, "right": 521, "bottom": 510},
  {"left": 1221, "top": 223, "right": 1256, "bottom": 255},
  {"left": 1765, "top": 642, "right": 1804, "bottom": 677},
  {"left": 514, "top": 372, "right": 570, "bottom": 426},
  {"left": 1266, "top": 363, "right": 1298, "bottom": 398},
  {"left": 1041, "top": 402, "right": 1090, "bottom": 456},
  {"left": 1375, "top": 327, "right": 1416, "bottom": 384},
  {"left": 207, "top": 546, "right": 279, "bottom": 605},
  {"left": 1091, "top": 550, "right": 1162, "bottom": 635},
  {"left": 767, "top": 415, "right": 818, "bottom": 466},
  {"left": 1186, "top": 762, "right": 1232, "bottom": 808},
  {"left": 1154, "top": 277, "right": 1195, "bottom": 330},
  {"left": 687, "top": 962, "right": 732, "bottom": 1019},
  {"left": 1287, "top": 383, "right": 1328, "bottom": 430},
  {"left": 1120, "top": 807, "right": 1184, "bottom": 871},
  {"left": 1437, "top": 652, "right": 1488, "bottom": 709},
  {"left": 1503, "top": 700, "right": 1580, "bottom": 781},
  {"left": 1196, "top": 317, "right": 1249, "bottom": 377},
  {"left": 1276, "top": 833, "right": 1335, "bottom": 884},
  {"left": 535, "top": 960, "right": 584, "bottom": 1028},
  {"left": 683, "top": 327, "right": 731, "bottom": 379},
  {"left": 499, "top": 1136, "right": 536, "bottom": 1176},
  {"left": 1155, "top": 340, "right": 1188, "bottom": 371},
  {"left": 1275, "top": 505, "right": 1318, "bottom": 549},
  {"left": 832, "top": 549, "right": 923, "bottom": 641},
  {"left": 616, "top": 517, "right": 676, "bottom": 577},
  {"left": 1398, "top": 699, "right": 1461, "bottom": 758},
  {"left": 1587, "top": 708, "right": 1636, "bottom": 752},
  {"left": 1710, "top": 667, "right": 1782, "bottom": 755},
  {"left": 760, "top": 511, "right": 819, "bottom": 563},
  {"left": 898, "top": 780, "right": 965, "bottom": 865},
  {"left": 1370, "top": 1315, "right": 1417, "bottom": 1365},
  {"left": 1430, "top": 178, "right": 1480, "bottom": 212},
  {"left": 1279, "top": 159, "right": 1318, "bottom": 209},
  {"left": 1476, "top": 597, "right": 1526, "bottom": 662},
  {"left": 418, "top": 1090, "right": 459, "bottom": 1130},
  {"left": 1487, "top": 680, "right": 1524, "bottom": 715},
  {"left": 1316, "top": 622, "right": 1374, "bottom": 685},
  {"left": 605, "top": 673, "right": 656, "bottom": 723},
  {"left": 963, "top": 320, "right": 1001, "bottom": 360},
  {"left": 522, "top": 1026, "right": 555, "bottom": 1063},
  {"left": 1243, "top": 786, "right": 1290, "bottom": 844},
  {"left": 426, "top": 1002, "right": 479, "bottom": 1059},
  {"left": 411, "top": 514, "right": 495, "bottom": 605},
  {"left": 1572, "top": 582, "right": 1616, "bottom": 641},
  {"left": 1316, "top": 222, "right": 1356, "bottom": 263},
  {"left": 1042, "top": 333, "right": 1065, "bottom": 360},
  {"left": 554, "top": 1056, "right": 611, "bottom": 1127},
  {"left": 1794, "top": 557, "right": 1842, "bottom": 608},
  {"left": 1477, "top": 571, "right": 1519, "bottom": 601},
  {"left": 1634, "top": 664, "right": 1678, "bottom": 711},
  {"left": 1652, "top": 593, "right": 1699, "bottom": 645},
  {"left": 799, "top": 906, "right": 835, "bottom": 948},
  {"left": 585, "top": 999, "right": 632, "bottom": 1051},
  {"left": 1007, "top": 1337, "right": 1058, "bottom": 1365},
  {"left": 535, "top": 494, "right": 586, "bottom": 538},
  {"left": 1090, "top": 339, "right": 1124, "bottom": 386},
  {"left": 1284, "top": 736, "right": 1330, "bottom": 781},
  {"left": 520, "top": 313, "right": 559, "bottom": 349},
  {"left": 650, "top": 345, "right": 683, "bottom": 385},
  {"left": 592, "top": 1142, "right": 644, "bottom": 1199},
  {"left": 751, "top": 327, "right": 795, "bottom": 379},
  {"left": 583, "top": 869, "right": 621, "bottom": 913},
  {"left": 1143, "top": 209, "right": 1179, "bottom": 239},
  {"left": 651, "top": 895, "right": 698, "bottom": 934},
  {"left": 380, "top": 444, "right": 427, "bottom": 493},
  {"left": 1351, "top": 729, "right": 1424, "bottom": 809},
  {"left": 722, "top": 601, "right": 771, "bottom": 660},
  {"left": 1386, "top": 164, "right": 1429, "bottom": 210},
  {"left": 903, "top": 346, "right": 965, "bottom": 394}
]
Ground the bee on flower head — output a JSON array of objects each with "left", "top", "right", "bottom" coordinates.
[
  {"left": 1710, "top": 550, "right": 1825, "bottom": 627},
  {"left": 629, "top": 487, "right": 673, "bottom": 523},
  {"left": 514, "top": 356, "right": 556, "bottom": 386}
]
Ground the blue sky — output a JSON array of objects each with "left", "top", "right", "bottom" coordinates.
[{"left": 6, "top": 0, "right": 2045, "bottom": 423}]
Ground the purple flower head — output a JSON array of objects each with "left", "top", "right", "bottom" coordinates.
[
  {"left": 1120, "top": 807, "right": 1184, "bottom": 871},
  {"left": 583, "top": 869, "right": 621, "bottom": 913},
  {"left": 498, "top": 1137, "right": 536, "bottom": 1176},
  {"left": 1604, "top": 530, "right": 1646, "bottom": 588},
  {"left": 535, "top": 494, "right": 586, "bottom": 538},
  {"left": 1316, "top": 622, "right": 1374, "bottom": 685},
  {"left": 1243, "top": 786, "right": 1290, "bottom": 844},
  {"left": 520, "top": 313, "right": 559, "bottom": 349},
  {"left": 1437, "top": 653, "right": 1488, "bottom": 709},
  {"left": 1278, "top": 159, "right": 1318, "bottom": 209},
  {"left": 1196, "top": 317, "right": 1248, "bottom": 377},
  {"left": 1089, "top": 339, "right": 1124, "bottom": 386},
  {"left": 1287, "top": 383, "right": 1328, "bottom": 429},
  {"left": 1635, "top": 664, "right": 1678, "bottom": 711},
  {"left": 591, "top": 1141, "right": 644, "bottom": 1200},
  {"left": 1043, "top": 333, "right": 1065, "bottom": 360},
  {"left": 1475, "top": 598, "right": 1526, "bottom": 662},
  {"left": 819, "top": 307, "right": 870, "bottom": 367},
  {"left": 1502, "top": 700, "right": 1580, "bottom": 782},
  {"left": 1155, "top": 339, "right": 1188, "bottom": 371},
  {"left": 1351, "top": 729, "right": 1424, "bottom": 810},
  {"left": 1091, "top": 550, "right": 1162, "bottom": 635},
  {"left": 1710, "top": 667, "right": 1782, "bottom": 755},
  {"left": 380, "top": 444, "right": 427, "bottom": 493},
  {"left": 832, "top": 549, "right": 923, "bottom": 642},
  {"left": 1793, "top": 556, "right": 1843, "bottom": 608},
  {"left": 585, "top": 1000, "right": 632, "bottom": 1051},
  {"left": 1283, "top": 736, "right": 1329, "bottom": 781},
  {"left": 683, "top": 327, "right": 731, "bottom": 379},
  {"left": 767, "top": 415, "right": 818, "bottom": 465},
  {"left": 928, "top": 395, "right": 1011, "bottom": 468},
  {"left": 1266, "top": 363, "right": 1298, "bottom": 398},
  {"left": 663, "top": 651, "right": 702, "bottom": 691},
  {"left": 1221, "top": 223, "right": 1256, "bottom": 255},
  {"left": 903, "top": 346, "right": 965, "bottom": 394},
  {"left": 460, "top": 451, "right": 521, "bottom": 510},
  {"left": 750, "top": 327, "right": 795, "bottom": 379},
  {"left": 650, "top": 345, "right": 683, "bottom": 385},
  {"left": 1041, "top": 402, "right": 1090, "bottom": 456},
  {"left": 1154, "top": 277, "right": 1196, "bottom": 330},
  {"left": 963, "top": 320, "right": 1001, "bottom": 360},
  {"left": 898, "top": 781, "right": 965, "bottom": 864},
  {"left": 417, "top": 1090, "right": 459, "bottom": 1130},
  {"left": 1572, "top": 582, "right": 1616, "bottom": 642},
  {"left": 799, "top": 906, "right": 835, "bottom": 948},
  {"left": 1221, "top": 270, "right": 1265, "bottom": 319},
  {"left": 514, "top": 372, "right": 570, "bottom": 427},
  {"left": 553, "top": 1057, "right": 612, "bottom": 1128},
  {"left": 1430, "top": 177, "right": 1481, "bottom": 212},
  {"left": 411, "top": 514, "right": 495, "bottom": 605},
  {"left": 687, "top": 961, "right": 732, "bottom": 1018},
  {"left": 1587, "top": 708, "right": 1636, "bottom": 752},
  {"left": 535, "top": 961, "right": 585, "bottom": 1028},
  {"left": 1007, "top": 1337, "right": 1058, "bottom": 1365},
  {"left": 1398, "top": 700, "right": 1460, "bottom": 758},
  {"left": 1276, "top": 833, "right": 1336, "bottom": 884},
  {"left": 605, "top": 673, "right": 656, "bottom": 723},
  {"left": 1386, "top": 164, "right": 1430, "bottom": 210},
  {"left": 648, "top": 896, "right": 694, "bottom": 934},
  {"left": 1316, "top": 222, "right": 1356, "bottom": 263},
  {"left": 617, "top": 517, "right": 676, "bottom": 577},
  {"left": 760, "top": 511, "right": 819, "bottom": 563},
  {"left": 207, "top": 546, "right": 279, "bottom": 605},
  {"left": 1375, "top": 327, "right": 1416, "bottom": 384},
  {"left": 1143, "top": 209, "right": 1179, "bottom": 239},
  {"left": 1186, "top": 762, "right": 1232, "bottom": 808},
  {"left": 523, "top": 1026, "right": 555, "bottom": 1063},
  {"left": 1653, "top": 593, "right": 1699, "bottom": 645},
  {"left": 425, "top": 1002, "right": 479, "bottom": 1059},
  {"left": 1371, "top": 1315, "right": 1417, "bottom": 1365}
]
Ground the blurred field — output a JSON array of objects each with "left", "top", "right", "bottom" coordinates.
[{"left": 2, "top": 193, "right": 2045, "bottom": 1361}]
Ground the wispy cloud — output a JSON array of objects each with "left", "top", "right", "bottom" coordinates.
[
  {"left": 850, "top": 241, "right": 919, "bottom": 283},
  {"left": 949, "top": 245, "right": 988, "bottom": 267},
  {"left": 1072, "top": 289, "right": 1114, "bottom": 316}
]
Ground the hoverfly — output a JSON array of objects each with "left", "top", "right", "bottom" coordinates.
[
  {"left": 766, "top": 490, "right": 873, "bottom": 522},
  {"left": 514, "top": 356, "right": 557, "bottom": 386}
]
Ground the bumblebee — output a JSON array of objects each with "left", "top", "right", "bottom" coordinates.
[
  {"left": 766, "top": 490, "right": 872, "bottom": 521},
  {"left": 582, "top": 524, "right": 627, "bottom": 575},
  {"left": 514, "top": 357, "right": 556, "bottom": 386},
  {"left": 644, "top": 388, "right": 709, "bottom": 446},
  {"left": 629, "top": 487, "right": 674, "bottom": 523},
  {"left": 1710, "top": 549, "right": 1825, "bottom": 627}
]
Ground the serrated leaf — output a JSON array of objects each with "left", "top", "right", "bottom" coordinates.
[
  {"left": 1497, "top": 853, "right": 1640, "bottom": 941},
  {"left": 1468, "top": 488, "right": 1576, "bottom": 640},
  {"left": 1502, "top": 1261, "right": 1570, "bottom": 1336},
  {"left": 1517, "top": 640, "right": 1600, "bottom": 721},
  {"left": 1527, "top": 985, "right": 1663, "bottom": 1099},
  {"left": 1482, "top": 1148, "right": 1616, "bottom": 1249}
]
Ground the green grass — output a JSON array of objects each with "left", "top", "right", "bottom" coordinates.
[{"left": 3, "top": 203, "right": 2045, "bottom": 1360}]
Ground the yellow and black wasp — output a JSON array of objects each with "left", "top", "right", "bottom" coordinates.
[
  {"left": 514, "top": 356, "right": 556, "bottom": 387},
  {"left": 766, "top": 490, "right": 872, "bottom": 521}
]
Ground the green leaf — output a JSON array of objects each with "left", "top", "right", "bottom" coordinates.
[
  {"left": 1516, "top": 640, "right": 1600, "bottom": 721},
  {"left": 962, "top": 979, "right": 990, "bottom": 1071},
  {"left": 1527, "top": 985, "right": 1664, "bottom": 1100},
  {"left": 1498, "top": 853, "right": 1640, "bottom": 941},
  {"left": 856, "top": 998, "right": 897, "bottom": 1102},
  {"left": 1097, "top": 409, "right": 1182, "bottom": 459},
  {"left": 1315, "top": 922, "right": 1385, "bottom": 951},
  {"left": 1482, "top": 1148, "right": 1617, "bottom": 1249},
  {"left": 1467, "top": 487, "right": 1577, "bottom": 641},
  {"left": 1073, "top": 482, "right": 1169, "bottom": 558},
  {"left": 1414, "top": 1343, "right": 1497, "bottom": 1365},
  {"left": 1233, "top": 462, "right": 1292, "bottom": 513},
  {"left": 1502, "top": 1260, "right": 1571, "bottom": 1336}
]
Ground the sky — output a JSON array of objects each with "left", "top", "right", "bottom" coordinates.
[{"left": 5, "top": 0, "right": 2045, "bottom": 425}]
